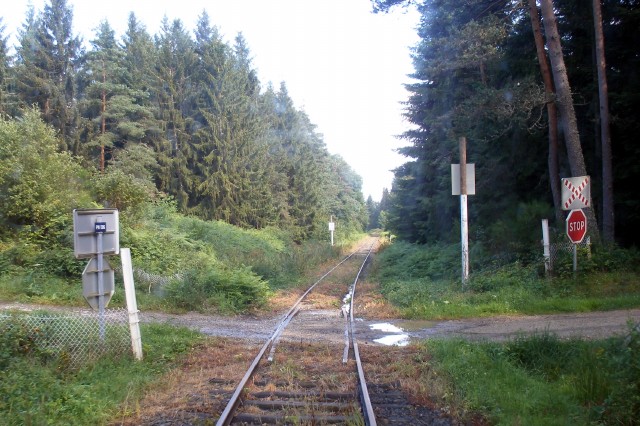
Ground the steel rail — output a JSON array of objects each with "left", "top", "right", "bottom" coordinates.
[
  {"left": 215, "top": 241, "right": 371, "bottom": 426},
  {"left": 349, "top": 242, "right": 378, "bottom": 426}
]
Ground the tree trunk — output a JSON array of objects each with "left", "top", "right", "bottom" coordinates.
[
  {"left": 593, "top": 0, "right": 614, "bottom": 243},
  {"left": 540, "top": 0, "right": 600, "bottom": 241},
  {"left": 101, "top": 60, "right": 106, "bottom": 174},
  {"left": 528, "top": 0, "right": 562, "bottom": 223}
]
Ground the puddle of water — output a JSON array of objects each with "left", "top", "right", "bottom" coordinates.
[
  {"left": 374, "top": 334, "right": 410, "bottom": 347},
  {"left": 342, "top": 288, "right": 353, "bottom": 315},
  {"left": 370, "top": 322, "right": 403, "bottom": 333},
  {"left": 369, "top": 322, "right": 410, "bottom": 347}
]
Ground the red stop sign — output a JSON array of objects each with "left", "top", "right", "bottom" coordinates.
[{"left": 566, "top": 209, "right": 587, "bottom": 243}]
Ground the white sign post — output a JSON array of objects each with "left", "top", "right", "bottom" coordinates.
[
  {"left": 542, "top": 219, "right": 551, "bottom": 273},
  {"left": 329, "top": 216, "right": 335, "bottom": 246},
  {"left": 451, "top": 137, "right": 476, "bottom": 286}
]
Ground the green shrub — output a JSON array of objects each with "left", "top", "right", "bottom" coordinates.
[
  {"left": 0, "top": 317, "right": 47, "bottom": 369},
  {"left": 0, "top": 109, "right": 92, "bottom": 243},
  {"left": 39, "top": 247, "right": 86, "bottom": 278},
  {"left": 375, "top": 241, "right": 459, "bottom": 282},
  {"left": 426, "top": 327, "right": 640, "bottom": 425},
  {"left": 468, "top": 262, "right": 539, "bottom": 293},
  {"left": 165, "top": 264, "right": 270, "bottom": 314},
  {"left": 487, "top": 201, "right": 554, "bottom": 262},
  {"left": 602, "top": 323, "right": 640, "bottom": 424},
  {"left": 92, "top": 169, "right": 153, "bottom": 217}
]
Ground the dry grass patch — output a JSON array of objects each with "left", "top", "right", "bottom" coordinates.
[
  {"left": 359, "top": 344, "right": 444, "bottom": 408},
  {"left": 265, "top": 288, "right": 305, "bottom": 313},
  {"left": 250, "top": 341, "right": 357, "bottom": 394},
  {"left": 354, "top": 280, "right": 402, "bottom": 320},
  {"left": 117, "top": 337, "right": 260, "bottom": 425}
]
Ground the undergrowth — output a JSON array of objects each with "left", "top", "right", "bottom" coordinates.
[
  {"left": 425, "top": 324, "right": 640, "bottom": 425},
  {"left": 0, "top": 320, "right": 202, "bottom": 425},
  {"left": 373, "top": 241, "right": 640, "bottom": 319},
  {"left": 0, "top": 200, "right": 350, "bottom": 314}
]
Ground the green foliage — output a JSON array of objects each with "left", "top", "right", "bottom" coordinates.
[
  {"left": 0, "top": 321, "right": 201, "bottom": 425},
  {"left": 92, "top": 169, "right": 153, "bottom": 215},
  {"left": 0, "top": 194, "right": 346, "bottom": 313},
  {"left": 602, "top": 323, "right": 640, "bottom": 424},
  {"left": 553, "top": 245, "right": 640, "bottom": 277},
  {"left": 384, "top": 0, "right": 640, "bottom": 249},
  {"left": 38, "top": 247, "right": 86, "bottom": 278},
  {"left": 166, "top": 264, "right": 270, "bottom": 314},
  {"left": 486, "top": 201, "right": 554, "bottom": 261},
  {"left": 374, "top": 241, "right": 640, "bottom": 319},
  {"left": 0, "top": 109, "right": 92, "bottom": 242},
  {"left": 427, "top": 338, "right": 579, "bottom": 425},
  {"left": 0, "top": 271, "right": 83, "bottom": 305},
  {"left": 0, "top": 316, "right": 48, "bottom": 369},
  {"left": 374, "top": 241, "right": 459, "bottom": 282},
  {"left": 426, "top": 326, "right": 640, "bottom": 425}
]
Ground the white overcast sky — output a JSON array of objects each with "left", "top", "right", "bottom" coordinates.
[{"left": 2, "top": 0, "right": 420, "bottom": 201}]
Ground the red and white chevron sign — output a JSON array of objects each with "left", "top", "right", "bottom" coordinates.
[{"left": 561, "top": 176, "right": 591, "bottom": 210}]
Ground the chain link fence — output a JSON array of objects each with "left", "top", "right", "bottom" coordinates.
[
  {"left": 547, "top": 237, "right": 591, "bottom": 271},
  {"left": 0, "top": 308, "right": 131, "bottom": 368},
  {"left": 112, "top": 266, "right": 180, "bottom": 295}
]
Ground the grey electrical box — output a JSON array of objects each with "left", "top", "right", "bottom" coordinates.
[{"left": 73, "top": 209, "right": 120, "bottom": 259}]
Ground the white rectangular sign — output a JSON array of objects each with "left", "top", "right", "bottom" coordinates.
[{"left": 451, "top": 164, "right": 476, "bottom": 195}]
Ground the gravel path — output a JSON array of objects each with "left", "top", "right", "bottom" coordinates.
[{"left": 2, "top": 301, "right": 638, "bottom": 344}]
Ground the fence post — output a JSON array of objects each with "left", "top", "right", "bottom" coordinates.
[
  {"left": 121, "top": 248, "right": 143, "bottom": 360},
  {"left": 542, "top": 219, "right": 551, "bottom": 273}
]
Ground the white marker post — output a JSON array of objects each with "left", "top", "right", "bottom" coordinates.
[
  {"left": 120, "top": 248, "right": 143, "bottom": 360},
  {"left": 542, "top": 219, "right": 551, "bottom": 273},
  {"left": 329, "top": 216, "right": 335, "bottom": 247},
  {"left": 459, "top": 138, "right": 469, "bottom": 286}
]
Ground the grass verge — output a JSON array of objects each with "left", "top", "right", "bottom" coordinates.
[
  {"left": 422, "top": 325, "right": 640, "bottom": 425},
  {"left": 0, "top": 322, "right": 202, "bottom": 425},
  {"left": 373, "top": 241, "right": 640, "bottom": 320}
]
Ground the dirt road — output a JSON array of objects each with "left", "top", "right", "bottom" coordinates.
[{"left": 2, "top": 302, "right": 638, "bottom": 345}]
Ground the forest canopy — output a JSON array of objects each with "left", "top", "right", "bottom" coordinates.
[
  {"left": 373, "top": 0, "right": 640, "bottom": 252},
  {"left": 0, "top": 0, "right": 368, "bottom": 242}
]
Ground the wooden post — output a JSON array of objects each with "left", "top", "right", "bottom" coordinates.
[{"left": 121, "top": 248, "right": 143, "bottom": 361}]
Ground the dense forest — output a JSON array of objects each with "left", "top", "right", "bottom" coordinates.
[
  {"left": 370, "top": 0, "right": 640, "bottom": 254},
  {"left": 0, "top": 0, "right": 368, "bottom": 244}
]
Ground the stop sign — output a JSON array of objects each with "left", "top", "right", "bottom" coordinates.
[{"left": 566, "top": 209, "right": 587, "bottom": 243}]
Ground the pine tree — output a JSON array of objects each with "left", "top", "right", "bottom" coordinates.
[
  {"left": 78, "top": 20, "right": 148, "bottom": 172},
  {"left": 152, "top": 17, "right": 197, "bottom": 210},
  {"left": 15, "top": 0, "right": 82, "bottom": 151},
  {"left": 0, "top": 19, "right": 12, "bottom": 116}
]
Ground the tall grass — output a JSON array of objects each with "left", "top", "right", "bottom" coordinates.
[
  {"left": 425, "top": 325, "right": 640, "bottom": 424},
  {"left": 373, "top": 241, "right": 640, "bottom": 319},
  {"left": 0, "top": 321, "right": 202, "bottom": 425}
]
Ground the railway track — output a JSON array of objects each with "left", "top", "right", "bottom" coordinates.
[{"left": 215, "top": 238, "right": 378, "bottom": 425}]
